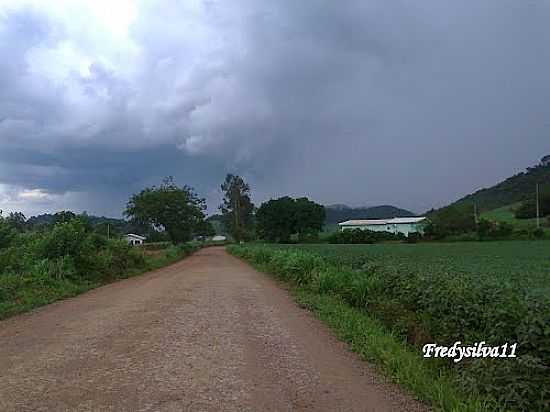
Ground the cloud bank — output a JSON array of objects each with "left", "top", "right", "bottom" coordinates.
[{"left": 1, "top": 0, "right": 549, "bottom": 216}]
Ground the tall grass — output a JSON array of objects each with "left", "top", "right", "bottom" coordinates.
[
  {"left": 0, "top": 220, "right": 201, "bottom": 319},
  {"left": 228, "top": 244, "right": 549, "bottom": 412}
]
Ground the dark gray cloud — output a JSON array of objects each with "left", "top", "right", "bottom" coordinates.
[{"left": 1, "top": 0, "right": 549, "bottom": 217}]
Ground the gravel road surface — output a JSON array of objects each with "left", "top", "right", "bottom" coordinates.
[{"left": 0, "top": 247, "right": 427, "bottom": 412}]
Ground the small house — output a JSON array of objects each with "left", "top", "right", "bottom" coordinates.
[
  {"left": 212, "top": 235, "right": 227, "bottom": 242},
  {"left": 125, "top": 233, "right": 146, "bottom": 246},
  {"left": 338, "top": 217, "right": 427, "bottom": 237}
]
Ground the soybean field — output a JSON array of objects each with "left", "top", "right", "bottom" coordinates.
[{"left": 272, "top": 241, "right": 550, "bottom": 297}]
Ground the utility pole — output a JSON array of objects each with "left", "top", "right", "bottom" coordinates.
[
  {"left": 107, "top": 223, "right": 110, "bottom": 240},
  {"left": 474, "top": 202, "right": 479, "bottom": 226},
  {"left": 536, "top": 183, "right": 540, "bottom": 229}
]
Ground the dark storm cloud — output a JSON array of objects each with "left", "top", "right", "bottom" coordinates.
[{"left": 0, "top": 0, "right": 549, "bottom": 216}]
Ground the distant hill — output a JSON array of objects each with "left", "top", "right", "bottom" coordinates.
[
  {"left": 206, "top": 214, "right": 226, "bottom": 235},
  {"left": 27, "top": 213, "right": 138, "bottom": 234},
  {"left": 324, "top": 204, "right": 416, "bottom": 225},
  {"left": 452, "top": 161, "right": 550, "bottom": 212}
]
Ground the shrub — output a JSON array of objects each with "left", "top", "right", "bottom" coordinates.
[
  {"left": 327, "top": 228, "right": 404, "bottom": 244},
  {"left": 0, "top": 217, "right": 200, "bottom": 319},
  {"left": 228, "top": 244, "right": 550, "bottom": 411},
  {"left": 532, "top": 227, "right": 545, "bottom": 239}
]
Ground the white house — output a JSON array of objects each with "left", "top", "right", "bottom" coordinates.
[
  {"left": 212, "top": 235, "right": 227, "bottom": 242},
  {"left": 338, "top": 217, "right": 427, "bottom": 237},
  {"left": 125, "top": 233, "right": 146, "bottom": 246}
]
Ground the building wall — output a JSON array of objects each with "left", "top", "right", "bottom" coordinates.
[
  {"left": 341, "top": 223, "right": 422, "bottom": 236},
  {"left": 125, "top": 237, "right": 144, "bottom": 245}
]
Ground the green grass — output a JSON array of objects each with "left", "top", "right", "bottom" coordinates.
[
  {"left": 481, "top": 203, "right": 539, "bottom": 228},
  {"left": 271, "top": 241, "right": 550, "bottom": 296},
  {"left": 0, "top": 243, "right": 200, "bottom": 320},
  {"left": 481, "top": 203, "right": 550, "bottom": 237},
  {"left": 293, "top": 290, "right": 493, "bottom": 412},
  {"left": 228, "top": 241, "right": 550, "bottom": 411}
]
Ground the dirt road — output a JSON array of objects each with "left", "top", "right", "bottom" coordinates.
[{"left": 0, "top": 247, "right": 426, "bottom": 411}]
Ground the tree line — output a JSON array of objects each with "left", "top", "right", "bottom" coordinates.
[{"left": 123, "top": 174, "right": 325, "bottom": 244}]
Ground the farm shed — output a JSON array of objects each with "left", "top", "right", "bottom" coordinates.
[
  {"left": 125, "top": 233, "right": 146, "bottom": 246},
  {"left": 338, "top": 217, "right": 426, "bottom": 237}
]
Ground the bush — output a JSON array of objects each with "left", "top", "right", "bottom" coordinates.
[
  {"left": 227, "top": 244, "right": 550, "bottom": 411},
  {"left": 0, "top": 218, "right": 17, "bottom": 249},
  {"left": 327, "top": 228, "right": 404, "bottom": 244},
  {"left": 0, "top": 216, "right": 201, "bottom": 319},
  {"left": 477, "top": 219, "right": 515, "bottom": 240},
  {"left": 532, "top": 227, "right": 545, "bottom": 239}
]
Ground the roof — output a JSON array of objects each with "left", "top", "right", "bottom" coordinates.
[
  {"left": 125, "top": 233, "right": 146, "bottom": 240},
  {"left": 338, "top": 217, "right": 426, "bottom": 226}
]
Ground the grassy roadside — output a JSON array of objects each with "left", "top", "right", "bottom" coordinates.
[
  {"left": 228, "top": 246, "right": 497, "bottom": 412},
  {"left": 292, "top": 290, "right": 492, "bottom": 412},
  {"left": 0, "top": 243, "right": 201, "bottom": 320}
]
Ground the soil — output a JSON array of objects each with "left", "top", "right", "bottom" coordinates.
[{"left": 0, "top": 247, "right": 427, "bottom": 411}]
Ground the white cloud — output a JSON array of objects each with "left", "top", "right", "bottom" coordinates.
[
  {"left": 0, "top": 0, "right": 549, "bottom": 217},
  {"left": 18, "top": 188, "right": 51, "bottom": 200},
  {"left": 0, "top": 184, "right": 83, "bottom": 216}
]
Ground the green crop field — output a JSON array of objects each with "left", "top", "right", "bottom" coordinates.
[
  {"left": 229, "top": 240, "right": 550, "bottom": 411},
  {"left": 481, "top": 203, "right": 542, "bottom": 229},
  {"left": 272, "top": 241, "right": 550, "bottom": 296}
]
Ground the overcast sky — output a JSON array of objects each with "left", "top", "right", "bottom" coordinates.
[{"left": 1, "top": 0, "right": 549, "bottom": 217}]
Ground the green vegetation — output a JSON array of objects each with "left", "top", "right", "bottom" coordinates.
[
  {"left": 326, "top": 228, "right": 408, "bottom": 244},
  {"left": 480, "top": 203, "right": 538, "bottom": 228},
  {"left": 26, "top": 211, "right": 150, "bottom": 238},
  {"left": 293, "top": 291, "right": 491, "bottom": 412},
  {"left": 454, "top": 163, "right": 550, "bottom": 211},
  {"left": 324, "top": 204, "right": 416, "bottom": 225},
  {"left": 228, "top": 242, "right": 550, "bottom": 411},
  {"left": 256, "top": 196, "right": 325, "bottom": 242},
  {"left": 220, "top": 174, "right": 255, "bottom": 241},
  {"left": 0, "top": 176, "right": 215, "bottom": 320},
  {"left": 425, "top": 202, "right": 549, "bottom": 241},
  {"left": 0, "top": 218, "right": 201, "bottom": 320},
  {"left": 125, "top": 176, "right": 207, "bottom": 243}
]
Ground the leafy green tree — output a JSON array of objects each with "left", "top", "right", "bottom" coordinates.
[
  {"left": 477, "top": 218, "right": 493, "bottom": 240},
  {"left": 6, "top": 212, "right": 27, "bottom": 232},
  {"left": 220, "top": 174, "right": 255, "bottom": 241},
  {"left": 53, "top": 211, "right": 77, "bottom": 224},
  {"left": 256, "top": 196, "right": 296, "bottom": 242},
  {"left": 425, "top": 204, "right": 476, "bottom": 239},
  {"left": 293, "top": 197, "right": 325, "bottom": 241},
  {"left": 515, "top": 187, "right": 550, "bottom": 219},
  {"left": 256, "top": 196, "right": 325, "bottom": 243},
  {"left": 125, "top": 177, "right": 207, "bottom": 243},
  {"left": 195, "top": 220, "right": 216, "bottom": 238},
  {"left": 0, "top": 212, "right": 17, "bottom": 249}
]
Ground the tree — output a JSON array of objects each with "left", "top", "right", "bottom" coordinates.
[
  {"left": 6, "top": 212, "right": 27, "bottom": 232},
  {"left": 256, "top": 196, "right": 296, "bottom": 242},
  {"left": 195, "top": 220, "right": 216, "bottom": 238},
  {"left": 293, "top": 197, "right": 325, "bottom": 241},
  {"left": 0, "top": 211, "right": 17, "bottom": 249},
  {"left": 256, "top": 196, "right": 325, "bottom": 243},
  {"left": 53, "top": 211, "right": 77, "bottom": 225},
  {"left": 125, "top": 177, "right": 207, "bottom": 243},
  {"left": 515, "top": 187, "right": 550, "bottom": 219},
  {"left": 220, "top": 174, "right": 255, "bottom": 241},
  {"left": 424, "top": 204, "right": 477, "bottom": 239}
]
